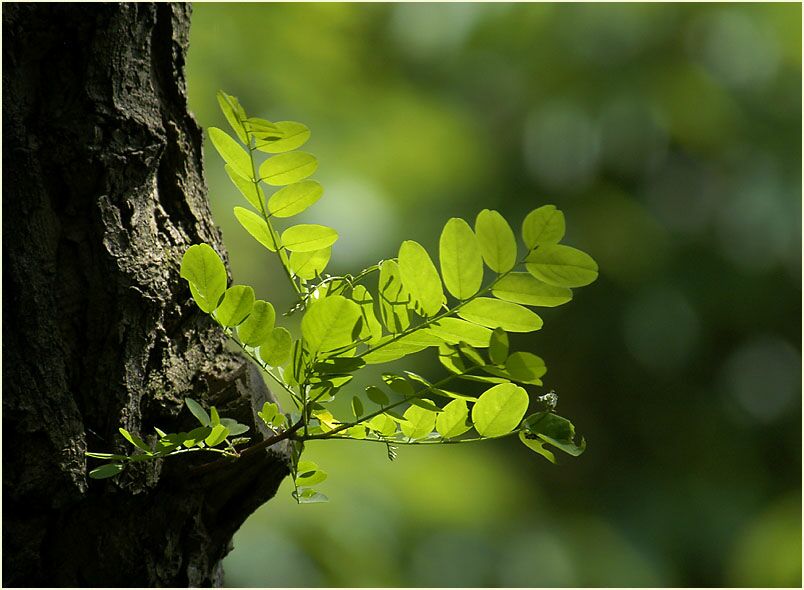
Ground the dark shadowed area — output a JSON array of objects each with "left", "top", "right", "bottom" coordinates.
[{"left": 186, "top": 3, "right": 801, "bottom": 587}]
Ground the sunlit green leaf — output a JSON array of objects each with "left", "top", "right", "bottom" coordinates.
[
  {"left": 458, "top": 297, "right": 543, "bottom": 333},
  {"left": 301, "top": 295, "right": 361, "bottom": 355},
  {"left": 259, "top": 151, "right": 318, "bottom": 186},
  {"left": 214, "top": 285, "right": 254, "bottom": 326},
  {"left": 401, "top": 404, "right": 437, "bottom": 439},
  {"left": 409, "top": 397, "right": 442, "bottom": 412},
  {"left": 522, "top": 412, "right": 586, "bottom": 457},
  {"left": 255, "top": 120, "right": 311, "bottom": 153},
  {"left": 426, "top": 317, "right": 492, "bottom": 348},
  {"left": 351, "top": 285, "right": 383, "bottom": 345},
  {"left": 489, "top": 328, "right": 509, "bottom": 365},
  {"left": 245, "top": 116, "right": 281, "bottom": 136},
  {"left": 290, "top": 247, "right": 331, "bottom": 280},
  {"left": 382, "top": 373, "right": 415, "bottom": 396},
  {"left": 216, "top": 90, "right": 248, "bottom": 144},
  {"left": 398, "top": 240, "right": 444, "bottom": 317},
  {"left": 440, "top": 217, "right": 483, "bottom": 300},
  {"left": 260, "top": 327, "right": 292, "bottom": 366},
  {"left": 492, "top": 273, "right": 573, "bottom": 307},
  {"left": 225, "top": 164, "right": 266, "bottom": 211},
  {"left": 345, "top": 425, "right": 368, "bottom": 439},
  {"left": 204, "top": 424, "right": 229, "bottom": 447},
  {"left": 378, "top": 260, "right": 410, "bottom": 333},
  {"left": 472, "top": 383, "right": 529, "bottom": 437},
  {"left": 210, "top": 406, "right": 220, "bottom": 427},
  {"left": 89, "top": 463, "right": 124, "bottom": 479},
  {"left": 86, "top": 452, "right": 127, "bottom": 460},
  {"left": 522, "top": 205, "right": 565, "bottom": 249},
  {"left": 519, "top": 430, "right": 556, "bottom": 463},
  {"left": 119, "top": 428, "right": 150, "bottom": 452},
  {"left": 366, "top": 386, "right": 389, "bottom": 406},
  {"left": 234, "top": 206, "right": 280, "bottom": 251},
  {"left": 281, "top": 224, "right": 338, "bottom": 252},
  {"left": 475, "top": 209, "right": 517, "bottom": 273},
  {"left": 525, "top": 244, "right": 598, "bottom": 288},
  {"left": 436, "top": 399, "right": 471, "bottom": 439},
  {"left": 368, "top": 414, "right": 397, "bottom": 436},
  {"left": 505, "top": 351, "right": 547, "bottom": 384},
  {"left": 180, "top": 244, "right": 227, "bottom": 313},
  {"left": 237, "top": 300, "right": 276, "bottom": 346},
  {"left": 267, "top": 180, "right": 323, "bottom": 218},
  {"left": 208, "top": 127, "right": 252, "bottom": 180}
]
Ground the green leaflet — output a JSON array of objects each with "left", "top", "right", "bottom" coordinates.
[
  {"left": 366, "top": 386, "right": 389, "bottom": 406},
  {"left": 436, "top": 399, "right": 471, "bottom": 439},
  {"left": 245, "top": 117, "right": 282, "bottom": 136},
  {"left": 295, "top": 460, "right": 328, "bottom": 486},
  {"left": 518, "top": 431, "right": 556, "bottom": 463},
  {"left": 255, "top": 121, "right": 311, "bottom": 153},
  {"left": 267, "top": 180, "right": 323, "bottom": 218},
  {"left": 398, "top": 240, "right": 444, "bottom": 317},
  {"left": 426, "top": 317, "right": 492, "bottom": 348},
  {"left": 351, "top": 285, "right": 383, "bottom": 345},
  {"left": 215, "top": 285, "right": 255, "bottom": 326},
  {"left": 257, "top": 401, "right": 279, "bottom": 426},
  {"left": 475, "top": 209, "right": 517, "bottom": 273},
  {"left": 522, "top": 412, "right": 586, "bottom": 458},
  {"left": 457, "top": 297, "right": 543, "bottom": 333},
  {"left": 180, "top": 244, "right": 227, "bottom": 313},
  {"left": 439, "top": 218, "right": 483, "bottom": 300},
  {"left": 208, "top": 127, "right": 252, "bottom": 180},
  {"left": 225, "top": 164, "right": 266, "bottom": 212},
  {"left": 472, "top": 383, "right": 529, "bottom": 437},
  {"left": 185, "top": 397, "right": 211, "bottom": 426},
  {"left": 259, "top": 152, "right": 318, "bottom": 186},
  {"left": 525, "top": 244, "right": 598, "bottom": 288},
  {"left": 290, "top": 247, "right": 331, "bottom": 280},
  {"left": 237, "top": 300, "right": 276, "bottom": 346},
  {"left": 489, "top": 328, "right": 509, "bottom": 365},
  {"left": 351, "top": 396, "right": 364, "bottom": 418},
  {"left": 368, "top": 414, "right": 397, "bottom": 436},
  {"left": 378, "top": 260, "right": 410, "bottom": 333},
  {"left": 216, "top": 90, "right": 249, "bottom": 144},
  {"left": 522, "top": 205, "right": 565, "bottom": 249},
  {"left": 281, "top": 224, "right": 338, "bottom": 252},
  {"left": 89, "top": 463, "right": 124, "bottom": 479},
  {"left": 362, "top": 334, "right": 436, "bottom": 364},
  {"left": 401, "top": 404, "right": 437, "bottom": 439},
  {"left": 505, "top": 351, "right": 546, "bottom": 384},
  {"left": 260, "top": 327, "right": 292, "bottom": 366},
  {"left": 301, "top": 295, "right": 361, "bottom": 355},
  {"left": 492, "top": 273, "right": 572, "bottom": 307},
  {"left": 234, "top": 207, "right": 280, "bottom": 251}
]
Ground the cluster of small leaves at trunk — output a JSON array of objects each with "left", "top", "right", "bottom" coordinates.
[{"left": 86, "top": 91, "right": 596, "bottom": 503}]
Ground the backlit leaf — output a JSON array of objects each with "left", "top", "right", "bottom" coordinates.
[
  {"left": 301, "top": 295, "right": 361, "bottom": 355},
  {"left": 216, "top": 90, "right": 248, "bottom": 143},
  {"left": 180, "top": 244, "right": 227, "bottom": 313},
  {"left": 472, "top": 383, "right": 529, "bottom": 437},
  {"left": 208, "top": 127, "right": 252, "bottom": 180},
  {"left": 489, "top": 328, "right": 509, "bottom": 365},
  {"left": 267, "top": 180, "right": 323, "bottom": 218},
  {"left": 439, "top": 218, "right": 483, "bottom": 300},
  {"left": 237, "top": 300, "right": 276, "bottom": 346},
  {"left": 398, "top": 240, "right": 444, "bottom": 317},
  {"left": 436, "top": 399, "right": 471, "bottom": 439},
  {"left": 505, "top": 352, "right": 547, "bottom": 384},
  {"left": 214, "top": 285, "right": 255, "bottom": 326},
  {"left": 525, "top": 244, "right": 598, "bottom": 288},
  {"left": 225, "top": 164, "right": 266, "bottom": 211},
  {"left": 492, "top": 273, "right": 572, "bottom": 307},
  {"left": 290, "top": 247, "right": 331, "bottom": 280},
  {"left": 259, "top": 151, "right": 318, "bottom": 186},
  {"left": 475, "top": 209, "right": 517, "bottom": 273},
  {"left": 234, "top": 207, "right": 280, "bottom": 251},
  {"left": 281, "top": 224, "right": 338, "bottom": 252},
  {"left": 522, "top": 205, "right": 565, "bottom": 249},
  {"left": 458, "top": 297, "right": 543, "bottom": 332},
  {"left": 426, "top": 317, "right": 492, "bottom": 348},
  {"left": 260, "top": 327, "right": 292, "bottom": 366},
  {"left": 401, "top": 404, "right": 437, "bottom": 439},
  {"left": 185, "top": 397, "right": 211, "bottom": 427},
  {"left": 378, "top": 260, "right": 410, "bottom": 333},
  {"left": 255, "top": 120, "right": 311, "bottom": 153}
]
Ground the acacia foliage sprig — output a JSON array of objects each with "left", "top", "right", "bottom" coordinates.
[{"left": 86, "top": 91, "right": 597, "bottom": 504}]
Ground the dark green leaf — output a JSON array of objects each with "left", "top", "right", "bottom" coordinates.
[
  {"left": 260, "top": 327, "right": 292, "bottom": 366},
  {"left": 518, "top": 430, "right": 556, "bottom": 463},
  {"left": 237, "top": 300, "right": 276, "bottom": 346},
  {"left": 351, "top": 396, "right": 364, "bottom": 418},
  {"left": 475, "top": 209, "right": 517, "bottom": 273},
  {"left": 457, "top": 297, "right": 543, "bottom": 333},
  {"left": 522, "top": 412, "right": 586, "bottom": 457},
  {"left": 89, "top": 463, "right": 124, "bottom": 479},
  {"left": 366, "top": 386, "right": 389, "bottom": 406},
  {"left": 489, "top": 328, "right": 509, "bottom": 365},
  {"left": 118, "top": 428, "right": 150, "bottom": 452},
  {"left": 220, "top": 418, "right": 249, "bottom": 436},
  {"left": 214, "top": 285, "right": 255, "bottom": 326},
  {"left": 185, "top": 397, "right": 211, "bottom": 427},
  {"left": 234, "top": 206, "right": 280, "bottom": 251},
  {"left": 281, "top": 224, "right": 338, "bottom": 252},
  {"left": 301, "top": 295, "right": 361, "bottom": 355},
  {"left": 472, "top": 383, "right": 529, "bottom": 437}
]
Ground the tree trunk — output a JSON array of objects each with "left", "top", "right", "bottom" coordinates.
[{"left": 3, "top": 3, "right": 289, "bottom": 586}]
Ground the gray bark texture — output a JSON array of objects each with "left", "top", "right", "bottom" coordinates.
[{"left": 3, "top": 3, "right": 289, "bottom": 586}]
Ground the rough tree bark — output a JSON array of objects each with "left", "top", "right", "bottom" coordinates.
[{"left": 3, "top": 4, "right": 289, "bottom": 586}]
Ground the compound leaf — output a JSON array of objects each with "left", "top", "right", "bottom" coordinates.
[
  {"left": 489, "top": 328, "right": 509, "bottom": 365},
  {"left": 475, "top": 209, "right": 517, "bottom": 273},
  {"left": 492, "top": 273, "right": 573, "bottom": 307},
  {"left": 518, "top": 430, "right": 556, "bottom": 463},
  {"left": 237, "top": 300, "right": 276, "bottom": 346},
  {"left": 398, "top": 240, "right": 444, "bottom": 317},
  {"left": 180, "top": 244, "right": 227, "bottom": 313},
  {"left": 522, "top": 205, "right": 565, "bottom": 249},
  {"left": 457, "top": 297, "right": 543, "bottom": 333},
  {"left": 472, "top": 383, "right": 529, "bottom": 437},
  {"left": 267, "top": 180, "right": 323, "bottom": 218},
  {"left": 259, "top": 152, "right": 318, "bottom": 186},
  {"left": 215, "top": 285, "right": 255, "bottom": 326},
  {"left": 290, "top": 247, "right": 331, "bottom": 280},
  {"left": 185, "top": 397, "right": 211, "bottom": 427},
  {"left": 281, "top": 224, "right": 338, "bottom": 252},
  {"left": 366, "top": 386, "right": 389, "bottom": 406},
  {"left": 89, "top": 463, "right": 124, "bottom": 480},
  {"left": 401, "top": 404, "right": 437, "bottom": 439},
  {"left": 216, "top": 90, "right": 248, "bottom": 143},
  {"left": 439, "top": 217, "right": 483, "bottom": 300},
  {"left": 525, "top": 244, "right": 598, "bottom": 288},
  {"left": 426, "top": 317, "right": 492, "bottom": 348},
  {"left": 234, "top": 207, "right": 280, "bottom": 251}
]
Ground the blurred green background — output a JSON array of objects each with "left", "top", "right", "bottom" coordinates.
[{"left": 186, "top": 3, "right": 801, "bottom": 587}]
